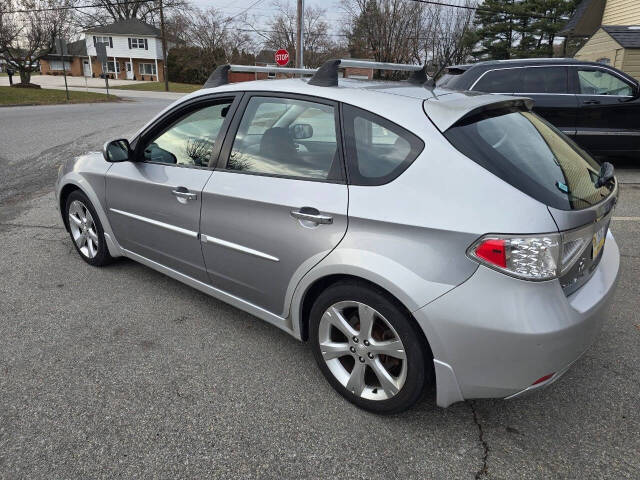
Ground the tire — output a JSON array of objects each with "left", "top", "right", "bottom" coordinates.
[
  {"left": 65, "top": 190, "right": 113, "bottom": 267},
  {"left": 309, "top": 281, "right": 432, "bottom": 414}
]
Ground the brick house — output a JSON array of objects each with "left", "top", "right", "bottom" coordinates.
[{"left": 40, "top": 19, "right": 166, "bottom": 81}]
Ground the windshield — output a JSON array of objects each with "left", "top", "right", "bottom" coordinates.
[{"left": 444, "top": 110, "right": 615, "bottom": 210}]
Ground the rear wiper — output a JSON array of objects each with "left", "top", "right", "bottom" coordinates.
[{"left": 595, "top": 162, "right": 614, "bottom": 188}]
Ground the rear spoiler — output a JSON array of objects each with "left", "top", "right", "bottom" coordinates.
[{"left": 423, "top": 93, "right": 534, "bottom": 132}]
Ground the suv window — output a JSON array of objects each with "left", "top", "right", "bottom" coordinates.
[
  {"left": 143, "top": 102, "right": 231, "bottom": 167},
  {"left": 342, "top": 105, "right": 424, "bottom": 186},
  {"left": 227, "top": 96, "right": 340, "bottom": 181},
  {"left": 473, "top": 69, "right": 521, "bottom": 93},
  {"left": 577, "top": 69, "right": 633, "bottom": 96},
  {"left": 518, "top": 67, "right": 568, "bottom": 94}
]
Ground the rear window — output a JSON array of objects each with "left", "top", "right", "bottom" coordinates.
[{"left": 444, "top": 110, "right": 614, "bottom": 210}]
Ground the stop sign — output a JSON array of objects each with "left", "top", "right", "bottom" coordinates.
[{"left": 275, "top": 49, "right": 290, "bottom": 66}]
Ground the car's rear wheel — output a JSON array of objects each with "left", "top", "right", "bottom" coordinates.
[
  {"left": 309, "top": 281, "right": 431, "bottom": 414},
  {"left": 65, "top": 190, "right": 112, "bottom": 266}
]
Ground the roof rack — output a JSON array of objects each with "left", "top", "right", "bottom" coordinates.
[
  {"left": 202, "top": 59, "right": 429, "bottom": 89},
  {"left": 203, "top": 64, "right": 318, "bottom": 89},
  {"left": 308, "top": 59, "right": 428, "bottom": 87}
]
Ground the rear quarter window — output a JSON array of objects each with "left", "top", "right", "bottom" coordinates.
[{"left": 342, "top": 105, "right": 424, "bottom": 186}]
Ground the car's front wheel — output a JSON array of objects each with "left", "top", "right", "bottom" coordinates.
[
  {"left": 310, "top": 281, "right": 432, "bottom": 414},
  {"left": 65, "top": 190, "right": 112, "bottom": 266}
]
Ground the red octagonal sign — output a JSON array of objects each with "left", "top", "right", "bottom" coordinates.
[{"left": 275, "top": 49, "right": 290, "bottom": 66}]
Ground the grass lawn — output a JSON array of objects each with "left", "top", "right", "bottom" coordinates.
[
  {"left": 0, "top": 86, "right": 118, "bottom": 106},
  {"left": 111, "top": 81, "right": 200, "bottom": 93}
]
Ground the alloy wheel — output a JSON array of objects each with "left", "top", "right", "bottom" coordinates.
[
  {"left": 68, "top": 200, "right": 99, "bottom": 259},
  {"left": 318, "top": 301, "right": 407, "bottom": 401}
]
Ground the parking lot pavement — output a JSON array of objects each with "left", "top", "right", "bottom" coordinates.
[{"left": 0, "top": 103, "right": 639, "bottom": 478}]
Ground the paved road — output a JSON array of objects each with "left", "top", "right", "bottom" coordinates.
[
  {"left": 0, "top": 101, "right": 639, "bottom": 479},
  {"left": 0, "top": 98, "right": 173, "bottom": 217}
]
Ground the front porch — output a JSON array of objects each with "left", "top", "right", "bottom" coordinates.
[{"left": 85, "top": 56, "right": 165, "bottom": 82}]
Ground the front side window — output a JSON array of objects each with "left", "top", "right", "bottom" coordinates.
[
  {"left": 517, "top": 67, "right": 568, "bottom": 94},
  {"left": 142, "top": 102, "right": 231, "bottom": 167},
  {"left": 226, "top": 96, "right": 340, "bottom": 180},
  {"left": 342, "top": 105, "right": 423, "bottom": 186},
  {"left": 577, "top": 69, "right": 633, "bottom": 96},
  {"left": 473, "top": 69, "right": 522, "bottom": 93},
  {"left": 444, "top": 109, "right": 614, "bottom": 210},
  {"left": 139, "top": 63, "right": 156, "bottom": 76}
]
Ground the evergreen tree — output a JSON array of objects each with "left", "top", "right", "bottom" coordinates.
[
  {"left": 472, "top": 0, "right": 520, "bottom": 60},
  {"left": 472, "top": 0, "right": 582, "bottom": 60}
]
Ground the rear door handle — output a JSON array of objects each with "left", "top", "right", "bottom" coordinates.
[
  {"left": 172, "top": 187, "right": 197, "bottom": 203},
  {"left": 290, "top": 207, "right": 333, "bottom": 225},
  {"left": 583, "top": 99, "right": 600, "bottom": 105}
]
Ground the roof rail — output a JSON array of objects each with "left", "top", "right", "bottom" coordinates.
[
  {"left": 308, "top": 59, "right": 428, "bottom": 87},
  {"left": 202, "top": 59, "right": 429, "bottom": 89},
  {"left": 203, "top": 64, "right": 317, "bottom": 89}
]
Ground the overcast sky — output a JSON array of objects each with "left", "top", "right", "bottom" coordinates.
[{"left": 191, "top": 0, "right": 347, "bottom": 27}]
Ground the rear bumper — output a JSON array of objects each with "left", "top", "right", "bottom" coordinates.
[{"left": 415, "top": 231, "right": 620, "bottom": 407}]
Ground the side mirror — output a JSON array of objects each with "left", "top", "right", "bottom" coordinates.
[
  {"left": 103, "top": 139, "right": 131, "bottom": 162},
  {"left": 291, "top": 123, "right": 313, "bottom": 140}
]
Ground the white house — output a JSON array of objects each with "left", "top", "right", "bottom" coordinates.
[{"left": 40, "top": 19, "right": 166, "bottom": 81}]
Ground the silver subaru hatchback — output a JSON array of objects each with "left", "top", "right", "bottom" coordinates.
[{"left": 55, "top": 61, "right": 619, "bottom": 414}]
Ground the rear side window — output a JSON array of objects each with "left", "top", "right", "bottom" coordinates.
[
  {"left": 342, "top": 105, "right": 423, "bottom": 186},
  {"left": 473, "top": 69, "right": 521, "bottom": 93},
  {"left": 444, "top": 110, "right": 614, "bottom": 210},
  {"left": 518, "top": 67, "right": 568, "bottom": 94}
]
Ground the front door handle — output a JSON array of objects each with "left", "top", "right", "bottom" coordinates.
[
  {"left": 172, "top": 187, "right": 197, "bottom": 203},
  {"left": 583, "top": 99, "right": 601, "bottom": 105},
  {"left": 291, "top": 207, "right": 333, "bottom": 225}
]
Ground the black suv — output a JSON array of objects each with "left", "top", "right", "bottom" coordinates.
[{"left": 437, "top": 58, "right": 640, "bottom": 159}]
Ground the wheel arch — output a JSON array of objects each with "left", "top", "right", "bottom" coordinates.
[
  {"left": 59, "top": 183, "right": 81, "bottom": 231},
  {"left": 296, "top": 273, "right": 434, "bottom": 362},
  {"left": 56, "top": 174, "right": 123, "bottom": 258}
]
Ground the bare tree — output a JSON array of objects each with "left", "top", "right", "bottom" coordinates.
[
  {"left": 342, "top": 0, "right": 425, "bottom": 72},
  {"left": 258, "top": 1, "right": 345, "bottom": 68},
  {"left": 0, "top": 0, "right": 72, "bottom": 85},
  {"left": 187, "top": 7, "right": 253, "bottom": 58},
  {"left": 421, "top": 1, "right": 477, "bottom": 73}
]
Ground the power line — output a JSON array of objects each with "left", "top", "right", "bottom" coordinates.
[
  {"left": 0, "top": 0, "right": 155, "bottom": 15},
  {"left": 226, "top": 0, "right": 268, "bottom": 21},
  {"left": 407, "top": 0, "right": 555, "bottom": 20}
]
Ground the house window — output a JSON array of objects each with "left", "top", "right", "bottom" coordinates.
[
  {"left": 48, "top": 60, "right": 65, "bottom": 71},
  {"left": 105, "top": 60, "right": 119, "bottom": 73},
  {"left": 139, "top": 63, "right": 156, "bottom": 76},
  {"left": 95, "top": 36, "right": 110, "bottom": 45},
  {"left": 130, "top": 38, "right": 146, "bottom": 49}
]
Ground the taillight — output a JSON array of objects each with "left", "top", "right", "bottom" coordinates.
[
  {"left": 468, "top": 224, "right": 601, "bottom": 281},
  {"left": 468, "top": 234, "right": 561, "bottom": 281}
]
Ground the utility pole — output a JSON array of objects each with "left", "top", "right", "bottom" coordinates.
[
  {"left": 296, "top": 0, "right": 304, "bottom": 73},
  {"left": 159, "top": 0, "right": 169, "bottom": 92}
]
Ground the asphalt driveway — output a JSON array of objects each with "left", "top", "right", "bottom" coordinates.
[{"left": 0, "top": 100, "right": 638, "bottom": 479}]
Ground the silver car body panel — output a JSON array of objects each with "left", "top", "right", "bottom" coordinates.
[
  {"left": 55, "top": 77, "right": 620, "bottom": 407},
  {"left": 200, "top": 170, "right": 348, "bottom": 316}
]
